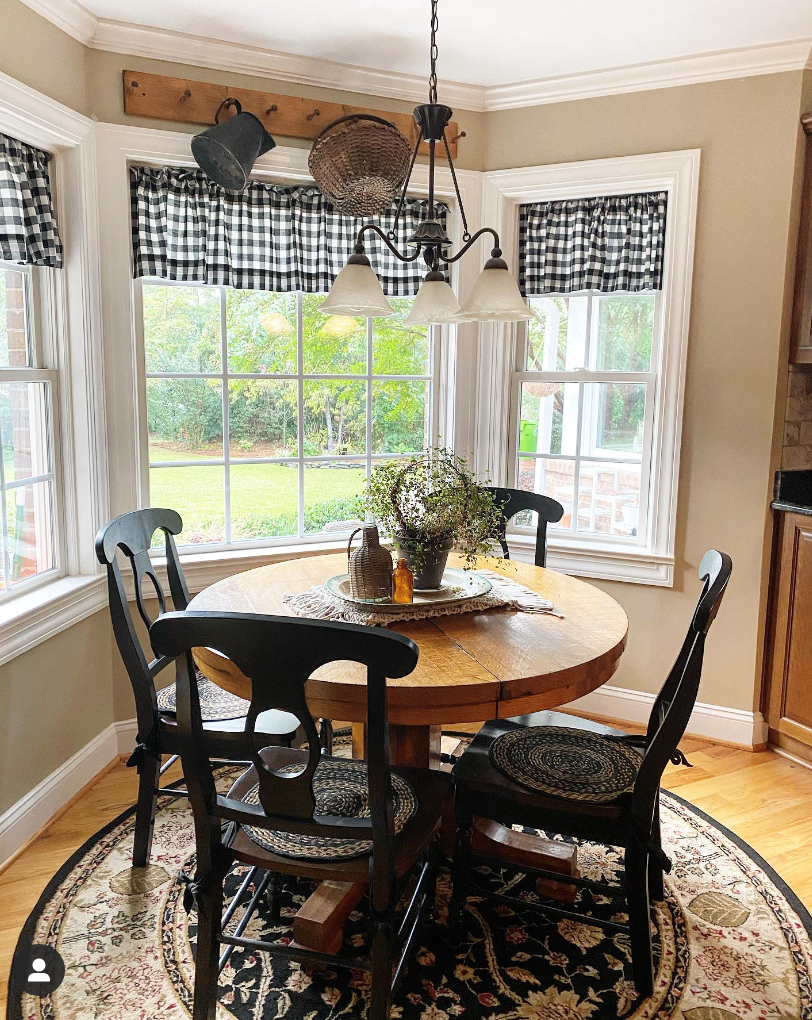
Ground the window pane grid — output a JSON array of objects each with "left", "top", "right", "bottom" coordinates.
[
  {"left": 0, "top": 262, "right": 57, "bottom": 594},
  {"left": 142, "top": 283, "right": 434, "bottom": 547},
  {"left": 512, "top": 291, "right": 657, "bottom": 543}
]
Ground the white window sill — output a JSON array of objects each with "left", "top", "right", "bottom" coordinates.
[
  {"left": 0, "top": 533, "right": 672, "bottom": 669},
  {"left": 507, "top": 535, "right": 675, "bottom": 586},
  {"left": 0, "top": 573, "right": 107, "bottom": 667}
]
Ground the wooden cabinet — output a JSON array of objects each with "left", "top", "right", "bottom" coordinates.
[
  {"left": 762, "top": 511, "right": 812, "bottom": 760},
  {"left": 791, "top": 114, "right": 812, "bottom": 364}
]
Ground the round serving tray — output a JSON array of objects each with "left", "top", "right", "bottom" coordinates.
[{"left": 325, "top": 567, "right": 492, "bottom": 615}]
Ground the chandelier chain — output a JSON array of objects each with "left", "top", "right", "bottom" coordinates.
[{"left": 429, "top": 0, "right": 439, "bottom": 104}]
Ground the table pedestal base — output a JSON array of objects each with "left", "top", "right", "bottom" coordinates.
[{"left": 292, "top": 723, "right": 579, "bottom": 953}]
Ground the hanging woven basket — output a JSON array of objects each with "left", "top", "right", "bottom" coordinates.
[
  {"left": 525, "top": 380, "right": 561, "bottom": 399},
  {"left": 308, "top": 114, "right": 412, "bottom": 217}
]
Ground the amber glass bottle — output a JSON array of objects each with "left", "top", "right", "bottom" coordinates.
[{"left": 392, "top": 558, "right": 414, "bottom": 604}]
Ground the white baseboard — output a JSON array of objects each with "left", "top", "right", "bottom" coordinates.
[
  {"left": 114, "top": 717, "right": 139, "bottom": 755},
  {"left": 0, "top": 690, "right": 768, "bottom": 869},
  {"left": 563, "top": 685, "right": 768, "bottom": 748},
  {"left": 0, "top": 722, "right": 119, "bottom": 866}
]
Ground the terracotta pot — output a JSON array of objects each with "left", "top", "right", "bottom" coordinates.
[{"left": 395, "top": 535, "right": 454, "bottom": 590}]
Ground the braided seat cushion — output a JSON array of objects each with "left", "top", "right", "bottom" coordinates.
[
  {"left": 156, "top": 673, "right": 250, "bottom": 722},
  {"left": 489, "top": 726, "right": 643, "bottom": 803},
  {"left": 240, "top": 757, "right": 418, "bottom": 862}
]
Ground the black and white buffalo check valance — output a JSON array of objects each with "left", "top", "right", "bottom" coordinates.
[
  {"left": 130, "top": 166, "right": 449, "bottom": 295},
  {"left": 0, "top": 133, "right": 62, "bottom": 268},
  {"left": 519, "top": 192, "right": 668, "bottom": 295}
]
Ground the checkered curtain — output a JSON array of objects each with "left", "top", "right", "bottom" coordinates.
[
  {"left": 0, "top": 134, "right": 62, "bottom": 268},
  {"left": 130, "top": 166, "right": 449, "bottom": 295},
  {"left": 519, "top": 192, "right": 668, "bottom": 295}
]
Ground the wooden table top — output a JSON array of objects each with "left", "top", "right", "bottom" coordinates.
[{"left": 189, "top": 552, "right": 628, "bottom": 726}]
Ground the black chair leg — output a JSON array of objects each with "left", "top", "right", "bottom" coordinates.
[
  {"left": 132, "top": 754, "right": 161, "bottom": 867},
  {"left": 266, "top": 871, "right": 282, "bottom": 923},
  {"left": 648, "top": 802, "right": 665, "bottom": 901},
  {"left": 193, "top": 874, "right": 224, "bottom": 1020},
  {"left": 625, "top": 844, "right": 654, "bottom": 999},
  {"left": 319, "top": 718, "right": 334, "bottom": 755},
  {"left": 369, "top": 919, "right": 394, "bottom": 1020},
  {"left": 449, "top": 792, "right": 474, "bottom": 931}
]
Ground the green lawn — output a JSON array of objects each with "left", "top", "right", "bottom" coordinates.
[{"left": 148, "top": 452, "right": 365, "bottom": 543}]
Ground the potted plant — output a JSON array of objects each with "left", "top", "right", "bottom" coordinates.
[{"left": 361, "top": 447, "right": 502, "bottom": 589}]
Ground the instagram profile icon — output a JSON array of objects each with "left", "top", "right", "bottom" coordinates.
[{"left": 10, "top": 943, "right": 65, "bottom": 998}]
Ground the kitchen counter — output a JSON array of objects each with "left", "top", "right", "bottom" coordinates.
[{"left": 771, "top": 469, "right": 812, "bottom": 515}]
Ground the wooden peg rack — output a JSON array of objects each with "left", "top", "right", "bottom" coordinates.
[{"left": 123, "top": 70, "right": 462, "bottom": 159}]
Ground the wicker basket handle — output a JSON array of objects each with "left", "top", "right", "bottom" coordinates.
[
  {"left": 347, "top": 526, "right": 364, "bottom": 561},
  {"left": 314, "top": 113, "right": 399, "bottom": 144}
]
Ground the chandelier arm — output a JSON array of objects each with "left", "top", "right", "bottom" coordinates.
[
  {"left": 388, "top": 127, "right": 423, "bottom": 241},
  {"left": 441, "top": 130, "right": 470, "bottom": 242},
  {"left": 354, "top": 223, "right": 424, "bottom": 263},
  {"left": 435, "top": 227, "right": 501, "bottom": 265}
]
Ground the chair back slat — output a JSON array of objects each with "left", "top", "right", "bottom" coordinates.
[
  {"left": 95, "top": 508, "right": 188, "bottom": 741},
  {"left": 634, "top": 550, "right": 732, "bottom": 815},
  {"left": 150, "top": 611, "right": 419, "bottom": 888},
  {"left": 485, "top": 486, "right": 564, "bottom": 567}
]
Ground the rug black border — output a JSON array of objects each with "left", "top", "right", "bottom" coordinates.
[{"left": 6, "top": 784, "right": 812, "bottom": 1020}]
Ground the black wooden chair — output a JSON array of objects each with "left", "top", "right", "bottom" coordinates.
[
  {"left": 95, "top": 508, "right": 299, "bottom": 866},
  {"left": 485, "top": 486, "right": 564, "bottom": 567},
  {"left": 450, "top": 550, "right": 732, "bottom": 999},
  {"left": 150, "top": 610, "right": 451, "bottom": 1020}
]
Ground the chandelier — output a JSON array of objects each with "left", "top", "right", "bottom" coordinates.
[{"left": 320, "top": 0, "right": 533, "bottom": 326}]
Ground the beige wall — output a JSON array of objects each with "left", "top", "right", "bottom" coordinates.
[
  {"left": 0, "top": 612, "right": 115, "bottom": 814},
  {"left": 486, "top": 72, "right": 810, "bottom": 712},
  {"left": 0, "top": 0, "right": 88, "bottom": 114}
]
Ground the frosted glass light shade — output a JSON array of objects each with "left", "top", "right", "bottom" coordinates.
[
  {"left": 458, "top": 258, "right": 535, "bottom": 322},
  {"left": 320, "top": 256, "right": 394, "bottom": 318},
  {"left": 404, "top": 279, "right": 463, "bottom": 325}
]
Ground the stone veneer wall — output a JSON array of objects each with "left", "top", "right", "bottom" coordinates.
[{"left": 782, "top": 365, "right": 812, "bottom": 469}]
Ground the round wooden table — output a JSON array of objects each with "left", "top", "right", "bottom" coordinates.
[
  {"left": 189, "top": 552, "right": 628, "bottom": 952},
  {"left": 189, "top": 552, "right": 628, "bottom": 769}
]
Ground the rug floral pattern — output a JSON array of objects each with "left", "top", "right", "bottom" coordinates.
[{"left": 10, "top": 771, "right": 812, "bottom": 1020}]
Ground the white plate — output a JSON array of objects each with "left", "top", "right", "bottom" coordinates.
[{"left": 324, "top": 567, "right": 492, "bottom": 614}]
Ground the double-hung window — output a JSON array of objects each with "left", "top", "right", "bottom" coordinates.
[
  {"left": 129, "top": 166, "right": 446, "bottom": 551},
  {"left": 512, "top": 291, "right": 657, "bottom": 545},
  {"left": 138, "top": 283, "right": 435, "bottom": 546},
  {"left": 0, "top": 263, "right": 58, "bottom": 596},
  {"left": 485, "top": 152, "right": 699, "bottom": 585},
  {"left": 0, "top": 129, "right": 63, "bottom": 599}
]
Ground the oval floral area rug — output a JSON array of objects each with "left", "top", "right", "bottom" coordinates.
[{"left": 9, "top": 764, "right": 812, "bottom": 1020}]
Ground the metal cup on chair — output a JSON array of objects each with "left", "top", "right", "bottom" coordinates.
[{"left": 191, "top": 98, "right": 276, "bottom": 193}]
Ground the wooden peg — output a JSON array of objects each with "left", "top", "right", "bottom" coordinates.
[
  {"left": 306, "top": 108, "right": 321, "bottom": 122},
  {"left": 265, "top": 103, "right": 278, "bottom": 115},
  {"left": 179, "top": 89, "right": 192, "bottom": 102},
  {"left": 450, "top": 131, "right": 466, "bottom": 144},
  {"left": 130, "top": 79, "right": 139, "bottom": 89}
]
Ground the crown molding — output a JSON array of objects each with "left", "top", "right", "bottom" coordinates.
[
  {"left": 484, "top": 37, "right": 812, "bottom": 110},
  {"left": 13, "top": 0, "right": 812, "bottom": 113},
  {"left": 90, "top": 20, "right": 487, "bottom": 111}
]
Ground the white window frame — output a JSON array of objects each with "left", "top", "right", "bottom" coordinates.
[
  {"left": 476, "top": 150, "right": 700, "bottom": 586},
  {"left": 96, "top": 123, "right": 482, "bottom": 590},
  {"left": 133, "top": 281, "right": 441, "bottom": 551},
  {"left": 0, "top": 70, "right": 107, "bottom": 665},
  {"left": 0, "top": 260, "right": 62, "bottom": 599}
]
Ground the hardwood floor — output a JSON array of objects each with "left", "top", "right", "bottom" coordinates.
[{"left": 2, "top": 733, "right": 812, "bottom": 1014}]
